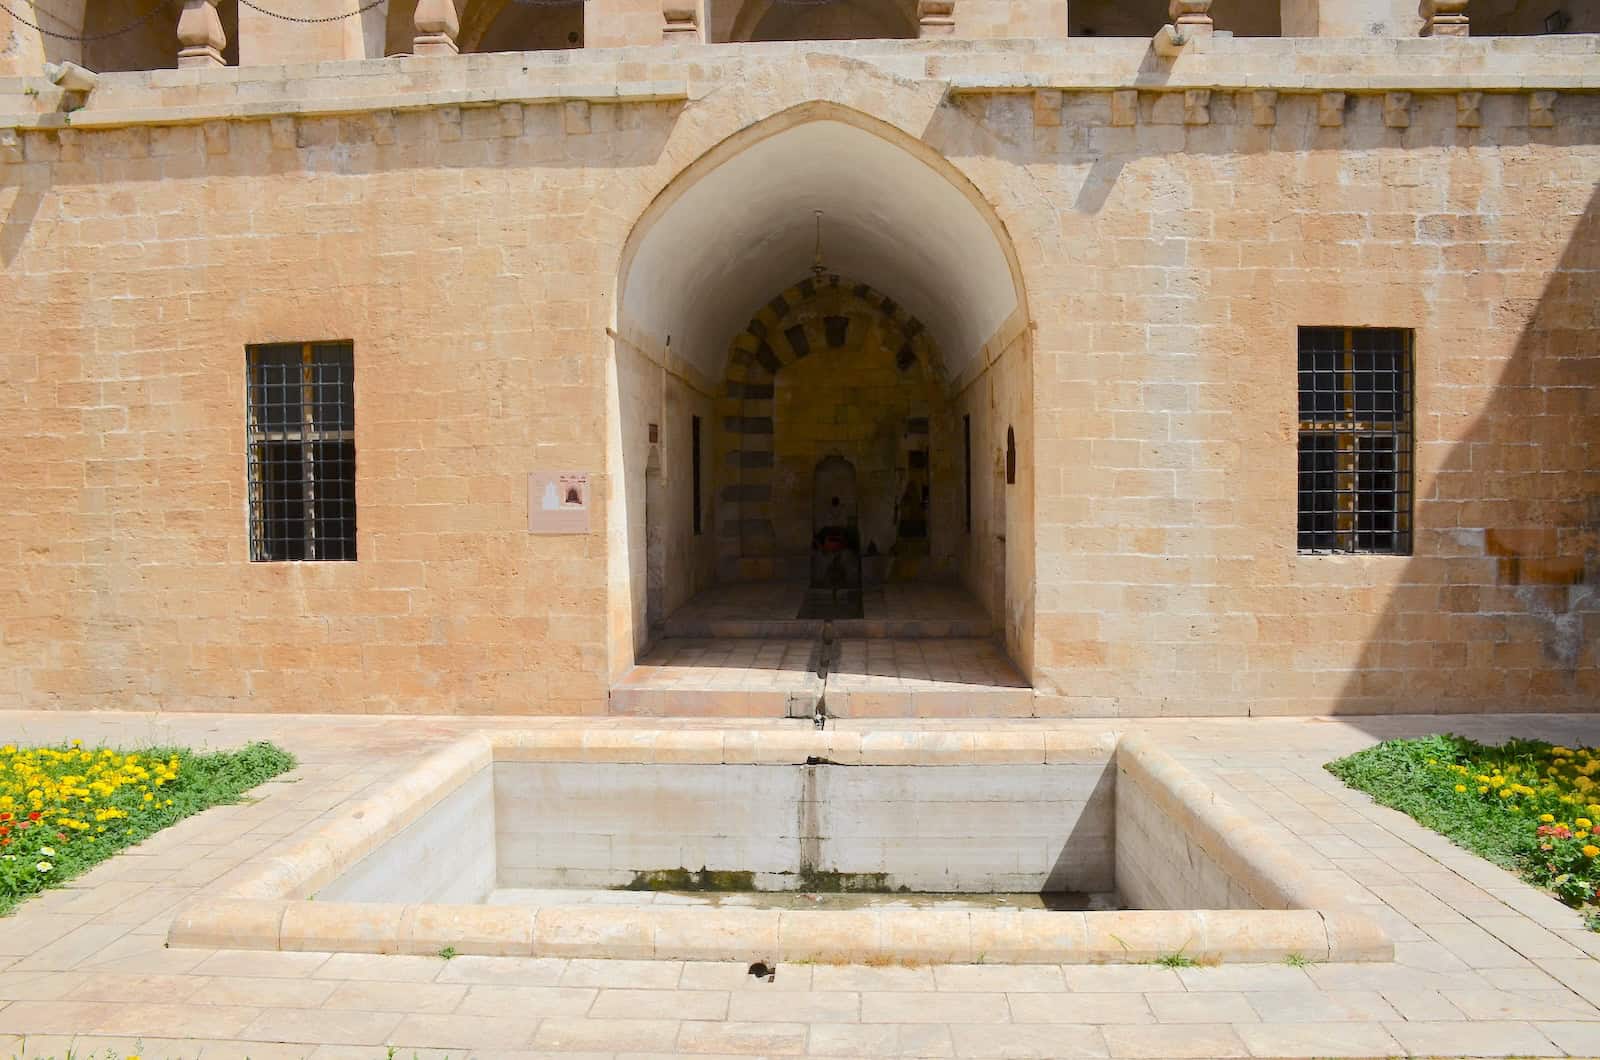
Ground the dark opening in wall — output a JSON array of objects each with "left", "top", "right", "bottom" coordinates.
[
  {"left": 1471, "top": 0, "right": 1596, "bottom": 34},
  {"left": 471, "top": 0, "right": 585, "bottom": 52},
  {"left": 1005, "top": 426, "right": 1016, "bottom": 486},
  {"left": 82, "top": 0, "right": 239, "bottom": 71},
  {"left": 963, "top": 415, "right": 973, "bottom": 532},
  {"left": 726, "top": 0, "right": 918, "bottom": 41},
  {"left": 692, "top": 415, "right": 703, "bottom": 536},
  {"left": 1067, "top": 0, "right": 1281, "bottom": 38}
]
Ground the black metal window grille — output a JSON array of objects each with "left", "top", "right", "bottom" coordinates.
[
  {"left": 691, "top": 415, "right": 703, "bottom": 536},
  {"left": 246, "top": 341, "right": 357, "bottom": 562},
  {"left": 1297, "top": 327, "right": 1413, "bottom": 555}
]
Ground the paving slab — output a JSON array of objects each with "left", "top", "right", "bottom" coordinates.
[{"left": 3, "top": 711, "right": 1600, "bottom": 1058}]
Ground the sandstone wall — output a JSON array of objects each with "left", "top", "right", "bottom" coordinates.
[{"left": 0, "top": 42, "right": 1594, "bottom": 716}]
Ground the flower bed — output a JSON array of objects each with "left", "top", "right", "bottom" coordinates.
[
  {"left": 1328, "top": 733, "right": 1600, "bottom": 929},
  {"left": 0, "top": 740, "right": 294, "bottom": 917}
]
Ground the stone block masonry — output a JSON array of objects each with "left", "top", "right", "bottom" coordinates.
[{"left": 0, "top": 36, "right": 1596, "bottom": 717}]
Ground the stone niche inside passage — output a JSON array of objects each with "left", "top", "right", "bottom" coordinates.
[{"left": 724, "top": 277, "right": 960, "bottom": 585}]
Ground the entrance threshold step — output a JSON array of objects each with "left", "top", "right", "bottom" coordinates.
[
  {"left": 663, "top": 616, "right": 995, "bottom": 639},
  {"left": 825, "top": 638, "right": 1033, "bottom": 719},
  {"left": 610, "top": 637, "right": 822, "bottom": 718},
  {"left": 661, "top": 582, "right": 993, "bottom": 640},
  {"left": 609, "top": 637, "right": 1031, "bottom": 719}
]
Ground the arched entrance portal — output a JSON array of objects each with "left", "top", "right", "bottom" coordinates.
[{"left": 610, "top": 105, "right": 1034, "bottom": 717}]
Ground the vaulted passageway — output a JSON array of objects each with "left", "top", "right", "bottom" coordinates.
[{"left": 609, "top": 105, "right": 1035, "bottom": 717}]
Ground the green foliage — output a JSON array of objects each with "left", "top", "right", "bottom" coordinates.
[
  {"left": 1151, "top": 950, "right": 1197, "bottom": 968},
  {"left": 1327, "top": 733, "right": 1600, "bottom": 929},
  {"left": 0, "top": 741, "right": 294, "bottom": 917},
  {"left": 437, "top": 945, "right": 458, "bottom": 960}
]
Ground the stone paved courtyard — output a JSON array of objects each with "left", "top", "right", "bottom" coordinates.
[{"left": 4, "top": 711, "right": 1600, "bottom": 1058}]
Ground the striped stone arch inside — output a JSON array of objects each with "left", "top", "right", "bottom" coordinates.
[{"left": 718, "top": 273, "right": 945, "bottom": 583}]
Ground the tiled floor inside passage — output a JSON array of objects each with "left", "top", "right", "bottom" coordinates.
[
  {"left": 661, "top": 581, "right": 994, "bottom": 638},
  {"left": 5, "top": 710, "right": 1600, "bottom": 1058},
  {"left": 619, "top": 581, "right": 1024, "bottom": 717}
]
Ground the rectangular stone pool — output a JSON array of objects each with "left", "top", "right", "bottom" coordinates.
[{"left": 170, "top": 730, "right": 1391, "bottom": 965}]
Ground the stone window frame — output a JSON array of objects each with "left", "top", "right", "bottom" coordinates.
[{"left": 245, "top": 341, "right": 358, "bottom": 563}]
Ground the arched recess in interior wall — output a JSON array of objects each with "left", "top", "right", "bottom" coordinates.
[
  {"left": 385, "top": 0, "right": 583, "bottom": 53},
  {"left": 718, "top": 0, "right": 917, "bottom": 42},
  {"left": 79, "top": 0, "right": 239, "bottom": 70},
  {"left": 1069, "top": 0, "right": 1281, "bottom": 37}
]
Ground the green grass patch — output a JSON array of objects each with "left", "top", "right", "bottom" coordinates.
[
  {"left": 1, "top": 740, "right": 295, "bottom": 918},
  {"left": 1327, "top": 733, "right": 1600, "bottom": 925}
]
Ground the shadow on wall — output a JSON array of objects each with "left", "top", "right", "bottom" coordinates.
[
  {"left": 1473, "top": 0, "right": 1600, "bottom": 35},
  {"left": 36, "top": 0, "right": 238, "bottom": 70},
  {"left": 385, "top": 0, "right": 583, "bottom": 54},
  {"left": 1332, "top": 181, "right": 1599, "bottom": 719},
  {"left": 1069, "top": 0, "right": 1281, "bottom": 38}
]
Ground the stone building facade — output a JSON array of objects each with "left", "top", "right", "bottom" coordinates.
[{"left": 0, "top": 0, "right": 1596, "bottom": 718}]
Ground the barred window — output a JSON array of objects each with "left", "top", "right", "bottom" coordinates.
[
  {"left": 246, "top": 342, "right": 356, "bottom": 562},
  {"left": 1297, "top": 327, "right": 1412, "bottom": 555}
]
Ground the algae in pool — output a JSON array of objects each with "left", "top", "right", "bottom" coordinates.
[{"left": 582, "top": 867, "right": 1118, "bottom": 910}]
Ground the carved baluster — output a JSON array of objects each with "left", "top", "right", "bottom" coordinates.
[
  {"left": 414, "top": 0, "right": 461, "bottom": 56},
  {"left": 918, "top": 0, "right": 956, "bottom": 36},
  {"left": 1424, "top": 0, "right": 1469, "bottom": 36},
  {"left": 1169, "top": 0, "right": 1212, "bottom": 34},
  {"left": 663, "top": 0, "right": 699, "bottom": 40},
  {"left": 177, "top": 0, "right": 226, "bottom": 68}
]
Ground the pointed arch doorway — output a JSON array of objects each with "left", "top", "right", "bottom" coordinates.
[{"left": 610, "top": 105, "right": 1034, "bottom": 718}]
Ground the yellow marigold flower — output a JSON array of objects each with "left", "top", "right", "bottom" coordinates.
[
  {"left": 1500, "top": 789, "right": 1515, "bottom": 799},
  {"left": 1584, "top": 846, "right": 1599, "bottom": 859},
  {"left": 1580, "top": 819, "right": 1594, "bottom": 830},
  {"left": 1455, "top": 785, "right": 1467, "bottom": 793},
  {"left": 1541, "top": 814, "right": 1556, "bottom": 823}
]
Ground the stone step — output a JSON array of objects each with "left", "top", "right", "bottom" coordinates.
[
  {"left": 610, "top": 636, "right": 1030, "bottom": 718},
  {"left": 660, "top": 615, "right": 996, "bottom": 639},
  {"left": 660, "top": 581, "right": 995, "bottom": 640},
  {"left": 610, "top": 637, "right": 823, "bottom": 718},
  {"left": 823, "top": 637, "right": 1034, "bottom": 719}
]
